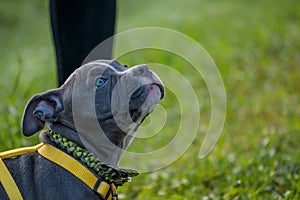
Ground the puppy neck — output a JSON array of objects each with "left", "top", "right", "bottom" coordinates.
[{"left": 40, "top": 122, "right": 124, "bottom": 167}]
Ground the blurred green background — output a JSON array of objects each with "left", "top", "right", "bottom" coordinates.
[{"left": 0, "top": 0, "right": 299, "bottom": 199}]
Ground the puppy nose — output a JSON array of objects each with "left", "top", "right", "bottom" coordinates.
[{"left": 132, "top": 64, "right": 149, "bottom": 76}]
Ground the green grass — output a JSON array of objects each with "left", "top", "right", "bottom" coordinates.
[{"left": 1, "top": 0, "right": 300, "bottom": 199}]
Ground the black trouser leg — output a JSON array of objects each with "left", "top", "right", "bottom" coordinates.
[{"left": 50, "top": 0, "right": 116, "bottom": 86}]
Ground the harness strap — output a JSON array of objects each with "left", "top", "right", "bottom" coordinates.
[
  {"left": 0, "top": 143, "right": 43, "bottom": 200},
  {"left": 0, "top": 158, "right": 23, "bottom": 200},
  {"left": 38, "top": 144, "right": 117, "bottom": 200},
  {"left": 0, "top": 143, "right": 117, "bottom": 200},
  {"left": 0, "top": 143, "right": 44, "bottom": 159}
]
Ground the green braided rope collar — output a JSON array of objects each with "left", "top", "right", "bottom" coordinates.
[{"left": 47, "top": 130, "right": 138, "bottom": 186}]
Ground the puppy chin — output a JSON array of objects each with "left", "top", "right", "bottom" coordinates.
[
  {"left": 122, "top": 84, "right": 163, "bottom": 149},
  {"left": 134, "top": 84, "right": 162, "bottom": 124}
]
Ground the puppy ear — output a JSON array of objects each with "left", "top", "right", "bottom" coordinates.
[{"left": 22, "top": 90, "right": 64, "bottom": 137}]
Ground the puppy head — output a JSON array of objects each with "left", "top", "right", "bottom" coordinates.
[{"left": 22, "top": 60, "right": 164, "bottom": 150}]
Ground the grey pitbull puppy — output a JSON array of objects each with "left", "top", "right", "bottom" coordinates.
[{"left": 0, "top": 60, "right": 164, "bottom": 199}]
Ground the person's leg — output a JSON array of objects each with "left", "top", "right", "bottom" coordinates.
[{"left": 50, "top": 0, "right": 116, "bottom": 86}]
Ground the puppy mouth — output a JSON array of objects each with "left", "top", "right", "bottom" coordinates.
[
  {"left": 129, "top": 83, "right": 164, "bottom": 122},
  {"left": 152, "top": 83, "right": 165, "bottom": 99}
]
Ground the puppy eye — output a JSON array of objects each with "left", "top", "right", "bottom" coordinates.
[{"left": 96, "top": 77, "right": 107, "bottom": 88}]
